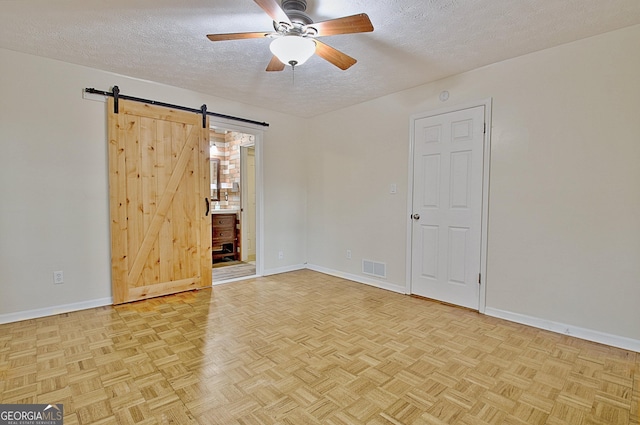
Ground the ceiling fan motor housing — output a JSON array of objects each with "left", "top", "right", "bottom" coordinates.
[{"left": 281, "top": 0, "right": 312, "bottom": 25}]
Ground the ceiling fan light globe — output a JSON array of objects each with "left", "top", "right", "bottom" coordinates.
[{"left": 269, "top": 36, "right": 316, "bottom": 67}]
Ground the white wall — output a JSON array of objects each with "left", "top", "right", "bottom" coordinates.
[
  {"left": 306, "top": 25, "right": 640, "bottom": 344},
  {"left": 0, "top": 48, "right": 308, "bottom": 319},
  {"left": 2, "top": 24, "right": 639, "bottom": 349}
]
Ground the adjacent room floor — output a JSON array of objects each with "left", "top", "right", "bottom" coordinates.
[
  {"left": 212, "top": 260, "right": 256, "bottom": 282},
  {"left": 0, "top": 270, "right": 638, "bottom": 424}
]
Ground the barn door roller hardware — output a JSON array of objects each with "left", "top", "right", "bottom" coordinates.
[{"left": 84, "top": 86, "right": 269, "bottom": 128}]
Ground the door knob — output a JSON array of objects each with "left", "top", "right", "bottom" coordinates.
[{"left": 412, "top": 214, "right": 420, "bottom": 220}]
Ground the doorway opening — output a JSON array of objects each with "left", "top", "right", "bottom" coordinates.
[{"left": 209, "top": 125, "right": 260, "bottom": 283}]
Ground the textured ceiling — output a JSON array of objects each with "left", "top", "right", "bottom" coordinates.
[{"left": 1, "top": 0, "right": 639, "bottom": 118}]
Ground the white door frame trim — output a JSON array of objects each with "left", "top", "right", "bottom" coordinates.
[
  {"left": 240, "top": 144, "right": 256, "bottom": 262},
  {"left": 405, "top": 98, "right": 492, "bottom": 313},
  {"left": 209, "top": 119, "right": 265, "bottom": 279}
]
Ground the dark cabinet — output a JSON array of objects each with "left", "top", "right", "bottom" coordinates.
[{"left": 212, "top": 213, "right": 238, "bottom": 263}]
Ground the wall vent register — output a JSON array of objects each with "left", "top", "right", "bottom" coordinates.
[{"left": 362, "top": 259, "right": 386, "bottom": 278}]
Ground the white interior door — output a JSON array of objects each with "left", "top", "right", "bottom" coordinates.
[{"left": 410, "top": 105, "right": 485, "bottom": 309}]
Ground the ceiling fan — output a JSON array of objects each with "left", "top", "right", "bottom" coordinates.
[{"left": 206, "top": 0, "right": 374, "bottom": 71}]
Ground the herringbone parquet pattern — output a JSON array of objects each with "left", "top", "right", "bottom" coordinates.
[{"left": 0, "top": 270, "right": 638, "bottom": 424}]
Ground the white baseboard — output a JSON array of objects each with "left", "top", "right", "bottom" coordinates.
[
  {"left": 0, "top": 297, "right": 112, "bottom": 325},
  {"left": 306, "top": 264, "right": 406, "bottom": 294},
  {"left": 263, "top": 263, "right": 307, "bottom": 276},
  {"left": 485, "top": 307, "right": 640, "bottom": 353}
]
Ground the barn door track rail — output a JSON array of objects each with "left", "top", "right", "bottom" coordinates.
[{"left": 85, "top": 86, "right": 269, "bottom": 128}]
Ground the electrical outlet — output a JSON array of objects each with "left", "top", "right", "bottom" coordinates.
[
  {"left": 346, "top": 249, "right": 352, "bottom": 259},
  {"left": 278, "top": 251, "right": 284, "bottom": 260},
  {"left": 53, "top": 271, "right": 64, "bottom": 284}
]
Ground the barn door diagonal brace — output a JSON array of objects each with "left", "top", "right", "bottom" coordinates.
[{"left": 85, "top": 86, "right": 269, "bottom": 128}]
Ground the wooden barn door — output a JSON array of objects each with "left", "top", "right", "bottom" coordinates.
[{"left": 107, "top": 98, "right": 212, "bottom": 304}]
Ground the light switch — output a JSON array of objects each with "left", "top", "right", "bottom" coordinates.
[{"left": 390, "top": 184, "right": 397, "bottom": 194}]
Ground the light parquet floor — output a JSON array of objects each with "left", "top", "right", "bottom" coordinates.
[{"left": 0, "top": 270, "right": 638, "bottom": 425}]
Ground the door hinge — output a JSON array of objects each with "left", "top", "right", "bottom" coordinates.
[
  {"left": 483, "top": 123, "right": 486, "bottom": 134},
  {"left": 478, "top": 273, "right": 481, "bottom": 284}
]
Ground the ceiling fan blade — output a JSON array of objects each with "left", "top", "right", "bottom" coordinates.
[
  {"left": 314, "top": 40, "right": 357, "bottom": 70},
  {"left": 309, "top": 13, "right": 374, "bottom": 37},
  {"left": 254, "top": 0, "right": 292, "bottom": 25},
  {"left": 207, "top": 32, "right": 271, "bottom": 42},
  {"left": 266, "top": 56, "right": 285, "bottom": 72}
]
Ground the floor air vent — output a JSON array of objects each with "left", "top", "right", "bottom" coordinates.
[{"left": 362, "top": 259, "right": 386, "bottom": 278}]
